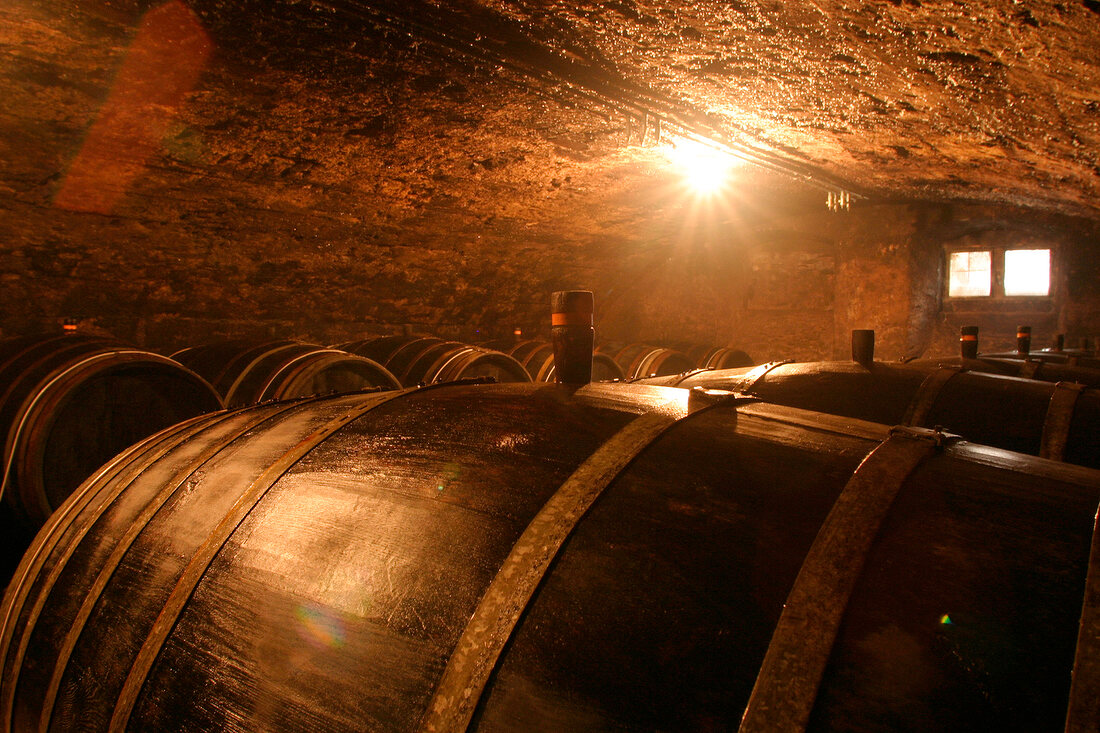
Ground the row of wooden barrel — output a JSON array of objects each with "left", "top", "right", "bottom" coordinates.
[
  {"left": 175, "top": 337, "right": 757, "bottom": 399},
  {"left": 3, "top": 333, "right": 1098, "bottom": 544},
  {"left": 0, "top": 334, "right": 748, "bottom": 575}
]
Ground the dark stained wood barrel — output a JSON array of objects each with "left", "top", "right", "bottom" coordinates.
[
  {"left": 909, "top": 355, "right": 1100, "bottom": 388},
  {"left": 172, "top": 340, "right": 401, "bottom": 408},
  {"left": 694, "top": 345, "right": 754, "bottom": 369},
  {"left": 402, "top": 343, "right": 530, "bottom": 387},
  {"left": 342, "top": 337, "right": 530, "bottom": 387},
  {"left": 980, "top": 349, "right": 1099, "bottom": 369},
  {"left": 337, "top": 335, "right": 431, "bottom": 366},
  {"left": 535, "top": 352, "right": 625, "bottom": 383},
  {"left": 637, "top": 360, "right": 1100, "bottom": 470},
  {"left": 596, "top": 342, "right": 694, "bottom": 379},
  {"left": 672, "top": 343, "right": 756, "bottom": 369},
  {"left": 503, "top": 341, "right": 625, "bottom": 382},
  {"left": 1, "top": 382, "right": 1096, "bottom": 731},
  {"left": 341, "top": 336, "right": 448, "bottom": 385},
  {"left": 505, "top": 340, "right": 555, "bottom": 380},
  {"left": 0, "top": 335, "right": 223, "bottom": 584}
]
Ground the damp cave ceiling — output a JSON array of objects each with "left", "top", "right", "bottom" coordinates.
[{"left": 4, "top": 0, "right": 1100, "bottom": 244}]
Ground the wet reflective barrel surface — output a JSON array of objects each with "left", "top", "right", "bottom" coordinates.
[{"left": 0, "top": 382, "right": 1097, "bottom": 732}]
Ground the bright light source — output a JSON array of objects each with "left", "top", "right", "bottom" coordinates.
[
  {"left": 665, "top": 139, "right": 737, "bottom": 195},
  {"left": 948, "top": 250, "right": 991, "bottom": 297},
  {"left": 1004, "top": 249, "right": 1051, "bottom": 296}
]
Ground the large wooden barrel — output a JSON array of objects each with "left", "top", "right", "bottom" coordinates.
[
  {"left": 1, "top": 382, "right": 1096, "bottom": 731},
  {"left": 0, "top": 335, "right": 223, "bottom": 522},
  {"left": 637, "top": 360, "right": 1100, "bottom": 469},
  {"left": 504, "top": 341, "right": 624, "bottom": 382},
  {"left": 337, "top": 335, "right": 428, "bottom": 365},
  {"left": 0, "top": 335, "right": 223, "bottom": 585},
  {"left": 343, "top": 337, "right": 530, "bottom": 387},
  {"left": 596, "top": 342, "right": 694, "bottom": 379},
  {"left": 172, "top": 340, "right": 400, "bottom": 408},
  {"left": 909, "top": 356, "right": 1100, "bottom": 388},
  {"left": 402, "top": 344, "right": 530, "bottom": 387},
  {"left": 670, "top": 343, "right": 756, "bottom": 369}
]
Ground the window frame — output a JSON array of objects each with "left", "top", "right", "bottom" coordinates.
[{"left": 943, "top": 244, "right": 1054, "bottom": 305}]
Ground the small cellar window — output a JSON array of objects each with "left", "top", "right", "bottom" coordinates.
[{"left": 945, "top": 247, "right": 1053, "bottom": 300}]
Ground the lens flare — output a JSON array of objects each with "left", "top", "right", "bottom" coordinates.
[
  {"left": 295, "top": 603, "right": 347, "bottom": 649},
  {"left": 664, "top": 139, "right": 738, "bottom": 195}
]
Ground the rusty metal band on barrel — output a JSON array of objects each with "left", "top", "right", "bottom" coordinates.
[
  {"left": 902, "top": 365, "right": 963, "bottom": 426},
  {"left": 734, "top": 360, "right": 793, "bottom": 393},
  {"left": 1064, "top": 506, "right": 1100, "bottom": 733},
  {"left": 1039, "top": 381, "right": 1087, "bottom": 461},
  {"left": 0, "top": 409, "right": 220, "bottom": 731},
  {"left": 418, "top": 406, "right": 693, "bottom": 733},
  {"left": 36, "top": 401, "right": 312, "bottom": 733},
  {"left": 738, "top": 429, "right": 944, "bottom": 732},
  {"left": 108, "top": 387, "right": 422, "bottom": 730}
]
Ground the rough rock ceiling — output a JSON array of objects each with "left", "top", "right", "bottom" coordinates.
[
  {"left": 473, "top": 0, "right": 1100, "bottom": 214},
  {"left": 188, "top": 0, "right": 1100, "bottom": 217},
  {"left": 4, "top": 0, "right": 1100, "bottom": 234}
]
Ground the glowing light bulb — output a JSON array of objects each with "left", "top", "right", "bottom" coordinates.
[{"left": 665, "top": 139, "right": 737, "bottom": 195}]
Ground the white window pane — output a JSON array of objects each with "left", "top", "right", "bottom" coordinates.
[
  {"left": 1004, "top": 249, "right": 1050, "bottom": 296},
  {"left": 948, "top": 250, "right": 991, "bottom": 297}
]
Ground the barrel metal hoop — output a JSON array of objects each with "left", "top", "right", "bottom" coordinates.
[
  {"left": 1019, "top": 360, "right": 1041, "bottom": 380},
  {"left": 223, "top": 342, "right": 303, "bottom": 406},
  {"left": 734, "top": 360, "right": 793, "bottom": 393},
  {"left": 738, "top": 429, "right": 947, "bottom": 733},
  {"left": 430, "top": 347, "right": 478, "bottom": 384},
  {"left": 36, "top": 400, "right": 311, "bottom": 732},
  {"left": 1065, "top": 505, "right": 1100, "bottom": 733},
  {"left": 1039, "top": 382, "right": 1087, "bottom": 461},
  {"left": 255, "top": 349, "right": 326, "bottom": 401},
  {"left": 108, "top": 387, "right": 422, "bottom": 730},
  {"left": 0, "top": 409, "right": 222, "bottom": 731},
  {"left": 0, "top": 350, "right": 153, "bottom": 508},
  {"left": 668, "top": 367, "right": 713, "bottom": 386},
  {"left": 419, "top": 404, "right": 705, "bottom": 733},
  {"left": 902, "top": 365, "right": 964, "bottom": 427}
]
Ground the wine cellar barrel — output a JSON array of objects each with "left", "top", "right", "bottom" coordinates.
[
  {"left": 342, "top": 337, "right": 530, "bottom": 387},
  {"left": 1, "top": 382, "right": 1096, "bottom": 731},
  {"left": 403, "top": 344, "right": 531, "bottom": 386},
  {"left": 504, "top": 340, "right": 555, "bottom": 380},
  {"left": 0, "top": 335, "right": 223, "bottom": 585},
  {"left": 909, "top": 355, "right": 1100, "bottom": 388},
  {"left": 536, "top": 352, "right": 625, "bottom": 383},
  {"left": 503, "top": 341, "right": 625, "bottom": 382},
  {"left": 172, "top": 341, "right": 401, "bottom": 408},
  {"left": 596, "top": 343, "right": 694, "bottom": 379},
  {"left": 0, "top": 335, "right": 223, "bottom": 523},
  {"left": 638, "top": 360, "right": 1100, "bottom": 469},
  {"left": 674, "top": 343, "right": 755, "bottom": 370}
]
